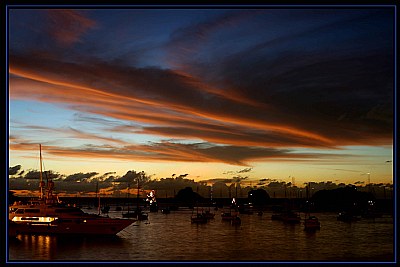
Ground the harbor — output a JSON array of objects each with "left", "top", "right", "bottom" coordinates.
[{"left": 8, "top": 207, "right": 393, "bottom": 262}]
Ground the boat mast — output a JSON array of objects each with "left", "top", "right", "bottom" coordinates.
[
  {"left": 39, "top": 144, "right": 45, "bottom": 199},
  {"left": 98, "top": 195, "right": 101, "bottom": 215},
  {"left": 305, "top": 182, "right": 311, "bottom": 218},
  {"left": 127, "top": 183, "right": 130, "bottom": 213},
  {"left": 136, "top": 178, "right": 139, "bottom": 211}
]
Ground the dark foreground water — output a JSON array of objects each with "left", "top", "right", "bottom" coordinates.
[{"left": 8, "top": 208, "right": 394, "bottom": 263}]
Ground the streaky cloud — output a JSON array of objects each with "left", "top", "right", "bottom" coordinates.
[{"left": 9, "top": 140, "right": 360, "bottom": 166}]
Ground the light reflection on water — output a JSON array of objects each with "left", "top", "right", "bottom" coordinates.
[{"left": 8, "top": 209, "right": 394, "bottom": 262}]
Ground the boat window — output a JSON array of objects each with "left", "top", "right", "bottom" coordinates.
[
  {"left": 21, "top": 217, "right": 39, "bottom": 221},
  {"left": 15, "top": 209, "right": 24, "bottom": 214}
]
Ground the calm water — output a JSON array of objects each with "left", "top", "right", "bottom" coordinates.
[{"left": 8, "top": 208, "right": 394, "bottom": 262}]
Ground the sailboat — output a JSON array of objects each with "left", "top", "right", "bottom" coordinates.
[
  {"left": 201, "top": 208, "right": 215, "bottom": 220},
  {"left": 147, "top": 190, "right": 158, "bottom": 212},
  {"left": 122, "top": 183, "right": 133, "bottom": 217},
  {"left": 303, "top": 183, "right": 320, "bottom": 231},
  {"left": 222, "top": 184, "right": 241, "bottom": 225},
  {"left": 122, "top": 179, "right": 148, "bottom": 221},
  {"left": 191, "top": 206, "right": 207, "bottom": 224},
  {"left": 95, "top": 181, "right": 110, "bottom": 214},
  {"left": 9, "top": 144, "right": 135, "bottom": 236},
  {"left": 304, "top": 215, "right": 320, "bottom": 230},
  {"left": 201, "top": 189, "right": 215, "bottom": 219},
  {"left": 221, "top": 198, "right": 240, "bottom": 222},
  {"left": 281, "top": 184, "right": 301, "bottom": 224}
]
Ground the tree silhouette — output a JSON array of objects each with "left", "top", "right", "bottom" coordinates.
[
  {"left": 312, "top": 185, "right": 375, "bottom": 212},
  {"left": 248, "top": 188, "right": 270, "bottom": 205},
  {"left": 175, "top": 187, "right": 203, "bottom": 206}
]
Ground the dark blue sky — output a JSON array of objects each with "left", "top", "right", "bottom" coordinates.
[{"left": 8, "top": 6, "right": 395, "bottom": 185}]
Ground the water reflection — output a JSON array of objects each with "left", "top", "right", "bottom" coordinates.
[
  {"left": 15, "top": 235, "right": 55, "bottom": 260},
  {"left": 8, "top": 211, "right": 393, "bottom": 262},
  {"left": 11, "top": 235, "right": 127, "bottom": 261}
]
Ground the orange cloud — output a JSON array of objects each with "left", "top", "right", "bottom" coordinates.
[
  {"left": 9, "top": 138, "right": 354, "bottom": 167},
  {"left": 8, "top": 48, "right": 392, "bottom": 167},
  {"left": 9, "top": 54, "right": 337, "bottom": 148}
]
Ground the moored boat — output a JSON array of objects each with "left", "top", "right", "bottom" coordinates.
[
  {"left": 9, "top": 204, "right": 135, "bottom": 236},
  {"left": 8, "top": 145, "right": 135, "bottom": 236},
  {"left": 303, "top": 183, "right": 320, "bottom": 230},
  {"left": 221, "top": 210, "right": 239, "bottom": 221},
  {"left": 101, "top": 205, "right": 110, "bottom": 214},
  {"left": 221, "top": 200, "right": 239, "bottom": 222},
  {"left": 123, "top": 208, "right": 148, "bottom": 221},
  {"left": 231, "top": 216, "right": 241, "bottom": 226},
  {"left": 337, "top": 211, "right": 361, "bottom": 222},
  {"left": 191, "top": 213, "right": 207, "bottom": 224},
  {"left": 202, "top": 209, "right": 215, "bottom": 219},
  {"left": 191, "top": 206, "right": 208, "bottom": 223},
  {"left": 271, "top": 213, "right": 283, "bottom": 220},
  {"left": 122, "top": 176, "right": 149, "bottom": 221},
  {"left": 304, "top": 215, "right": 320, "bottom": 230},
  {"left": 161, "top": 207, "right": 171, "bottom": 214},
  {"left": 281, "top": 211, "right": 301, "bottom": 224}
]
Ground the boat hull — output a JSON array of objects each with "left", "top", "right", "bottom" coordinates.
[
  {"left": 202, "top": 211, "right": 215, "bottom": 219},
  {"left": 8, "top": 145, "right": 135, "bottom": 237},
  {"left": 281, "top": 212, "right": 301, "bottom": 224},
  {"left": 191, "top": 214, "right": 207, "bottom": 223},
  {"left": 10, "top": 218, "right": 134, "bottom": 236},
  {"left": 303, "top": 215, "right": 320, "bottom": 230},
  {"left": 304, "top": 221, "right": 320, "bottom": 230},
  {"left": 221, "top": 211, "right": 239, "bottom": 221},
  {"left": 221, "top": 215, "right": 236, "bottom": 221},
  {"left": 231, "top": 216, "right": 241, "bottom": 226}
]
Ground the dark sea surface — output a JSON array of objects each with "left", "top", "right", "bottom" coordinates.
[{"left": 8, "top": 208, "right": 394, "bottom": 263}]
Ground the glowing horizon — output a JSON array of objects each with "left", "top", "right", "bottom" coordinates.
[{"left": 8, "top": 7, "right": 394, "bottom": 190}]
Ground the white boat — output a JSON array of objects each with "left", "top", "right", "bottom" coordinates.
[{"left": 8, "top": 145, "right": 135, "bottom": 236}]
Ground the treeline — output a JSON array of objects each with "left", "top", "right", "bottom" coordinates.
[{"left": 8, "top": 166, "right": 393, "bottom": 199}]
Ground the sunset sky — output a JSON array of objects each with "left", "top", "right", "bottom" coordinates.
[{"left": 7, "top": 6, "right": 395, "bottom": 187}]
